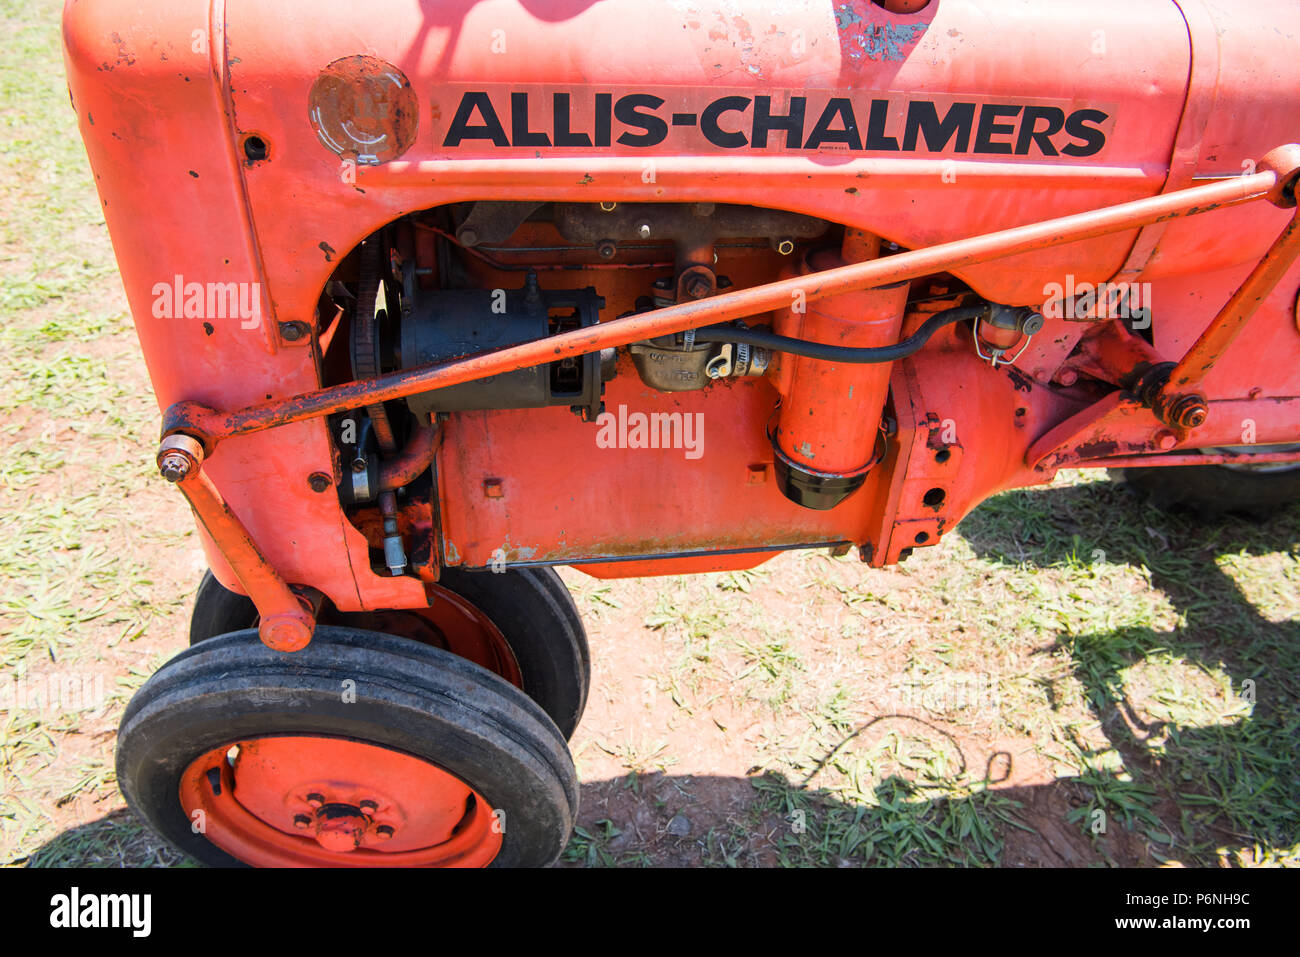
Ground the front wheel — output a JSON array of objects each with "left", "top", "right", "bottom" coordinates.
[
  {"left": 116, "top": 627, "right": 579, "bottom": 867},
  {"left": 189, "top": 566, "right": 590, "bottom": 739}
]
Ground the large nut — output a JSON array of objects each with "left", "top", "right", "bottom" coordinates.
[{"left": 156, "top": 433, "right": 205, "bottom": 483}]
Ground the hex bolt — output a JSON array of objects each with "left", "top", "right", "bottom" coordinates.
[
  {"left": 279, "top": 320, "right": 309, "bottom": 342},
  {"left": 1168, "top": 394, "right": 1209, "bottom": 429},
  {"left": 636, "top": 222, "right": 651, "bottom": 239},
  {"left": 599, "top": 201, "right": 617, "bottom": 212},
  {"left": 685, "top": 276, "right": 712, "bottom": 299},
  {"left": 596, "top": 239, "right": 617, "bottom": 260},
  {"left": 1154, "top": 430, "right": 1178, "bottom": 451},
  {"left": 375, "top": 825, "right": 395, "bottom": 840},
  {"left": 308, "top": 471, "right": 332, "bottom": 493},
  {"left": 774, "top": 238, "right": 795, "bottom": 256},
  {"left": 306, "top": 792, "right": 325, "bottom": 809},
  {"left": 458, "top": 226, "right": 479, "bottom": 246},
  {"left": 158, "top": 450, "right": 191, "bottom": 483},
  {"left": 293, "top": 814, "right": 312, "bottom": 829},
  {"left": 358, "top": 799, "right": 379, "bottom": 815}
]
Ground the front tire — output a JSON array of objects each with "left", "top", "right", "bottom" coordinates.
[
  {"left": 189, "top": 566, "right": 590, "bottom": 738},
  {"left": 117, "top": 627, "right": 579, "bottom": 867}
]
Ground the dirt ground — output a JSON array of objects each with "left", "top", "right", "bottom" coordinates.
[{"left": 2, "top": 0, "right": 1297, "bottom": 868}]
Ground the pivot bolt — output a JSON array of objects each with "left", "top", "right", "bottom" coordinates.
[
  {"left": 279, "top": 320, "right": 310, "bottom": 342},
  {"left": 158, "top": 451, "right": 191, "bottom": 483},
  {"left": 1167, "top": 394, "right": 1209, "bottom": 429}
]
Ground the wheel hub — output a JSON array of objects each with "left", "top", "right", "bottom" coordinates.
[{"left": 179, "top": 736, "right": 503, "bottom": 866}]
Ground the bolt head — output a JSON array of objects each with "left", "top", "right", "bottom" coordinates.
[
  {"left": 293, "top": 814, "right": 312, "bottom": 829},
  {"left": 306, "top": 793, "right": 325, "bottom": 808},
  {"left": 359, "top": 799, "right": 379, "bottom": 815},
  {"left": 685, "top": 277, "right": 711, "bottom": 299},
  {"left": 459, "top": 226, "right": 479, "bottom": 246},
  {"left": 636, "top": 223, "right": 651, "bottom": 239},
  {"left": 308, "top": 471, "right": 332, "bottom": 493},
  {"left": 279, "top": 321, "right": 309, "bottom": 342},
  {"left": 375, "top": 825, "right": 395, "bottom": 840},
  {"left": 158, "top": 451, "right": 191, "bottom": 483},
  {"left": 1154, "top": 430, "right": 1178, "bottom": 451}
]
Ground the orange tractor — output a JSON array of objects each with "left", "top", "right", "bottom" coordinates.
[{"left": 65, "top": 0, "right": 1300, "bottom": 866}]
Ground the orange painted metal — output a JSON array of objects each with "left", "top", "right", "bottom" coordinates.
[
  {"left": 1164, "top": 209, "right": 1300, "bottom": 394},
  {"left": 772, "top": 243, "right": 907, "bottom": 475},
  {"left": 337, "top": 589, "right": 524, "bottom": 688},
  {"left": 65, "top": 0, "right": 1300, "bottom": 613},
  {"left": 173, "top": 463, "right": 316, "bottom": 651},
  {"left": 178, "top": 737, "right": 501, "bottom": 867}
]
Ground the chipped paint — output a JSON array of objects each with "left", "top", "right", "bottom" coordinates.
[{"left": 836, "top": 4, "right": 928, "bottom": 62}]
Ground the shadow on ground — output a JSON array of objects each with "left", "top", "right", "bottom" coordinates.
[{"left": 21, "top": 478, "right": 1300, "bottom": 867}]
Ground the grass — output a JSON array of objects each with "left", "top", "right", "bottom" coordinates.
[{"left": 1, "top": 0, "right": 1298, "bottom": 869}]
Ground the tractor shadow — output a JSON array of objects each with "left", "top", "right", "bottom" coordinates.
[
  {"left": 566, "top": 478, "right": 1300, "bottom": 867},
  {"left": 952, "top": 478, "right": 1300, "bottom": 863}
]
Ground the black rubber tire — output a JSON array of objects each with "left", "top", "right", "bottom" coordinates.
[
  {"left": 1110, "top": 464, "right": 1300, "bottom": 518},
  {"left": 189, "top": 567, "right": 590, "bottom": 739},
  {"left": 117, "top": 626, "right": 578, "bottom": 868}
]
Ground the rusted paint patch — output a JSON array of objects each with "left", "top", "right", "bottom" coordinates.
[
  {"left": 308, "top": 55, "right": 418, "bottom": 165},
  {"left": 835, "top": 4, "right": 928, "bottom": 62}
]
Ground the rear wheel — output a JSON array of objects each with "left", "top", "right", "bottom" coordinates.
[
  {"left": 190, "top": 566, "right": 590, "bottom": 738},
  {"left": 1112, "top": 444, "right": 1300, "bottom": 517},
  {"left": 117, "top": 627, "right": 579, "bottom": 867}
]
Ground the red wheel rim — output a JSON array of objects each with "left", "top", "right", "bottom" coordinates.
[
  {"left": 326, "top": 584, "right": 523, "bottom": 687},
  {"left": 179, "top": 736, "right": 503, "bottom": 867}
]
